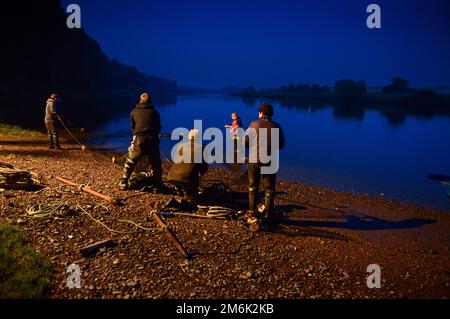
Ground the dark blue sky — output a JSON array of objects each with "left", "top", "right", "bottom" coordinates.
[{"left": 60, "top": 0, "right": 450, "bottom": 88}]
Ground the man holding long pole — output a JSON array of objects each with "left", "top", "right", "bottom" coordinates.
[{"left": 44, "top": 93, "right": 62, "bottom": 150}]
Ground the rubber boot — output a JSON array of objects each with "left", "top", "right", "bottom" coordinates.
[
  {"left": 53, "top": 133, "right": 62, "bottom": 150},
  {"left": 151, "top": 173, "right": 165, "bottom": 194},
  {"left": 248, "top": 187, "right": 258, "bottom": 215},
  {"left": 48, "top": 133, "right": 55, "bottom": 149},
  {"left": 174, "top": 185, "right": 184, "bottom": 197},
  {"left": 246, "top": 187, "right": 260, "bottom": 229},
  {"left": 182, "top": 195, "right": 197, "bottom": 212},
  {"left": 180, "top": 184, "right": 198, "bottom": 211},
  {"left": 119, "top": 158, "right": 135, "bottom": 190},
  {"left": 263, "top": 190, "right": 275, "bottom": 221}
]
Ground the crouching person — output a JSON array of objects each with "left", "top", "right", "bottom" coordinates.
[
  {"left": 168, "top": 129, "right": 208, "bottom": 204},
  {"left": 119, "top": 93, "right": 163, "bottom": 191}
]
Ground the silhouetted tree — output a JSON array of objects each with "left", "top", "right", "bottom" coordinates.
[
  {"left": 392, "top": 77, "right": 409, "bottom": 88},
  {"left": 334, "top": 79, "right": 366, "bottom": 100},
  {"left": 321, "top": 85, "right": 331, "bottom": 93},
  {"left": 358, "top": 81, "right": 367, "bottom": 94},
  {"left": 242, "top": 86, "right": 257, "bottom": 96},
  {"left": 311, "top": 84, "right": 320, "bottom": 92},
  {"left": 402, "top": 89, "right": 442, "bottom": 115},
  {"left": 382, "top": 77, "right": 415, "bottom": 94}
]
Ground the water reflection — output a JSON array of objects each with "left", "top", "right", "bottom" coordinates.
[{"left": 243, "top": 96, "right": 441, "bottom": 125}]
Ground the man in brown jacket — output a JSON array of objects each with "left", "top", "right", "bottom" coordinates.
[{"left": 245, "top": 102, "right": 285, "bottom": 223}]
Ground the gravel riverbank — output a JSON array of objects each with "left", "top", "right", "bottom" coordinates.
[{"left": 1, "top": 134, "right": 449, "bottom": 299}]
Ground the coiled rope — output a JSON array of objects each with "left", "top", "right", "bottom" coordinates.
[
  {"left": 25, "top": 197, "right": 157, "bottom": 234},
  {"left": 172, "top": 205, "right": 245, "bottom": 220},
  {"left": 0, "top": 164, "right": 42, "bottom": 190},
  {"left": 25, "top": 185, "right": 253, "bottom": 254}
]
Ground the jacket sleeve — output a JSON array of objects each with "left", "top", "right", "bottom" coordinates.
[
  {"left": 199, "top": 161, "right": 208, "bottom": 175},
  {"left": 237, "top": 117, "right": 243, "bottom": 128},
  {"left": 278, "top": 125, "right": 285, "bottom": 150},
  {"left": 55, "top": 100, "right": 62, "bottom": 116},
  {"left": 48, "top": 101, "right": 56, "bottom": 115},
  {"left": 199, "top": 145, "right": 208, "bottom": 175},
  {"left": 244, "top": 122, "right": 253, "bottom": 149},
  {"left": 130, "top": 110, "right": 136, "bottom": 134}
]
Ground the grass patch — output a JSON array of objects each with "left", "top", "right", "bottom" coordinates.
[
  {"left": 0, "top": 123, "right": 42, "bottom": 137},
  {"left": 0, "top": 224, "right": 53, "bottom": 299}
]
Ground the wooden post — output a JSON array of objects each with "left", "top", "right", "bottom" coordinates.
[
  {"left": 55, "top": 176, "right": 112, "bottom": 202},
  {"left": 80, "top": 239, "right": 115, "bottom": 257},
  {"left": 151, "top": 211, "right": 190, "bottom": 259}
]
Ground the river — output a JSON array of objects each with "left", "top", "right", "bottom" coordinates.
[{"left": 90, "top": 94, "right": 450, "bottom": 210}]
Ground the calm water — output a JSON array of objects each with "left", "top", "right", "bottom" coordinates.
[{"left": 92, "top": 94, "right": 450, "bottom": 210}]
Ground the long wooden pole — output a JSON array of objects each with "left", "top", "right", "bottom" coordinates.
[
  {"left": 55, "top": 176, "right": 112, "bottom": 202},
  {"left": 57, "top": 116, "right": 87, "bottom": 151},
  {"left": 151, "top": 211, "right": 190, "bottom": 259}
]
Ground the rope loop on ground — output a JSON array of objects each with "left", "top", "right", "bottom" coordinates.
[{"left": 25, "top": 196, "right": 157, "bottom": 234}]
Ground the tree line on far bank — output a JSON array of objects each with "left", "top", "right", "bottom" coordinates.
[{"left": 238, "top": 77, "right": 450, "bottom": 116}]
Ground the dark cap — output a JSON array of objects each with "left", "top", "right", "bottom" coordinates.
[{"left": 258, "top": 102, "right": 273, "bottom": 117}]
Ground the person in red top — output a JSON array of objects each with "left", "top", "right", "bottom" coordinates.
[{"left": 224, "top": 112, "right": 243, "bottom": 133}]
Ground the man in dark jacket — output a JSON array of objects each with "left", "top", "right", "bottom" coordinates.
[
  {"left": 167, "top": 129, "right": 208, "bottom": 202},
  {"left": 245, "top": 102, "right": 285, "bottom": 223},
  {"left": 44, "top": 93, "right": 62, "bottom": 149},
  {"left": 119, "top": 93, "right": 163, "bottom": 190}
]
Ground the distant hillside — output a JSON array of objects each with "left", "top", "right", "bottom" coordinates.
[{"left": 0, "top": 1, "right": 177, "bottom": 127}]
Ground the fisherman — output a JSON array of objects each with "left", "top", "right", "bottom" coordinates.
[
  {"left": 224, "top": 112, "right": 243, "bottom": 133},
  {"left": 44, "top": 93, "right": 62, "bottom": 149},
  {"left": 245, "top": 102, "right": 285, "bottom": 224},
  {"left": 167, "top": 129, "right": 208, "bottom": 203},
  {"left": 119, "top": 93, "right": 163, "bottom": 191}
]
